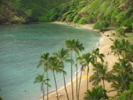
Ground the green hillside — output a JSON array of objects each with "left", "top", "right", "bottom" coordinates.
[
  {"left": 44, "top": 0, "right": 133, "bottom": 28},
  {"left": 0, "top": 0, "right": 133, "bottom": 28},
  {"left": 0, "top": 0, "right": 71, "bottom": 24}
]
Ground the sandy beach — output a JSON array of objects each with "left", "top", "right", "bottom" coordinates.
[{"left": 39, "top": 22, "right": 118, "bottom": 100}]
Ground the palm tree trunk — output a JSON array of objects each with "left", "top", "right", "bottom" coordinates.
[
  {"left": 78, "top": 66, "right": 83, "bottom": 100},
  {"left": 63, "top": 70, "right": 70, "bottom": 100},
  {"left": 75, "top": 54, "right": 78, "bottom": 100},
  {"left": 43, "top": 88, "right": 44, "bottom": 100},
  {"left": 46, "top": 72, "right": 49, "bottom": 100},
  {"left": 71, "top": 51, "right": 74, "bottom": 100},
  {"left": 87, "top": 67, "right": 89, "bottom": 90},
  {"left": 53, "top": 71, "right": 59, "bottom": 100},
  {"left": 102, "top": 79, "right": 105, "bottom": 89},
  {"left": 76, "top": 64, "right": 78, "bottom": 100}
]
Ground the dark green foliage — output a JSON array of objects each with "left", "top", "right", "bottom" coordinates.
[
  {"left": 109, "top": 59, "right": 133, "bottom": 93},
  {"left": 84, "top": 86, "right": 108, "bottom": 100},
  {"left": 93, "top": 20, "right": 109, "bottom": 31},
  {"left": 110, "top": 39, "right": 133, "bottom": 61},
  {"left": 129, "top": 82, "right": 133, "bottom": 92},
  {"left": 0, "top": 0, "right": 71, "bottom": 24},
  {"left": 111, "top": 83, "right": 133, "bottom": 100},
  {"left": 116, "top": 28, "right": 126, "bottom": 38},
  {"left": 121, "top": 16, "right": 133, "bottom": 28}
]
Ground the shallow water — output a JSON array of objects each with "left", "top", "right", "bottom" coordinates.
[{"left": 0, "top": 23, "right": 101, "bottom": 100}]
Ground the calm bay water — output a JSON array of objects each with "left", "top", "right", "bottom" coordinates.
[{"left": 0, "top": 23, "right": 101, "bottom": 100}]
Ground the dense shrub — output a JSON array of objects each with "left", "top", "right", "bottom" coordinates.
[
  {"left": 121, "top": 16, "right": 133, "bottom": 28},
  {"left": 78, "top": 16, "right": 87, "bottom": 24},
  {"left": 111, "top": 82, "right": 133, "bottom": 100},
  {"left": 73, "top": 15, "right": 80, "bottom": 23},
  {"left": 116, "top": 28, "right": 126, "bottom": 37},
  {"left": 84, "top": 86, "right": 108, "bottom": 100},
  {"left": 93, "top": 20, "right": 109, "bottom": 31}
]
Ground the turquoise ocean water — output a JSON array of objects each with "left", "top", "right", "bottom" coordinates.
[{"left": 0, "top": 23, "right": 101, "bottom": 100}]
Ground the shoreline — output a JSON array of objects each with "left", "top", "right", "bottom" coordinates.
[{"left": 38, "top": 22, "right": 117, "bottom": 100}]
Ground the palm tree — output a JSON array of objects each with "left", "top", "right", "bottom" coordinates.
[
  {"left": 126, "top": 44, "right": 133, "bottom": 61},
  {"left": 65, "top": 39, "right": 77, "bottom": 100},
  {"left": 76, "top": 55, "right": 86, "bottom": 99},
  {"left": 120, "top": 39, "right": 131, "bottom": 59},
  {"left": 109, "top": 59, "right": 133, "bottom": 93},
  {"left": 37, "top": 52, "right": 50, "bottom": 100},
  {"left": 91, "top": 48, "right": 104, "bottom": 65},
  {"left": 81, "top": 52, "right": 93, "bottom": 90},
  {"left": 74, "top": 39, "right": 84, "bottom": 100},
  {"left": 84, "top": 86, "right": 108, "bottom": 100},
  {"left": 48, "top": 56, "right": 63, "bottom": 100},
  {"left": 53, "top": 48, "right": 70, "bottom": 100},
  {"left": 110, "top": 39, "right": 122, "bottom": 59},
  {"left": 116, "top": 28, "right": 126, "bottom": 38},
  {"left": 34, "top": 74, "right": 51, "bottom": 100},
  {"left": 65, "top": 39, "right": 84, "bottom": 100},
  {"left": 90, "top": 62, "right": 110, "bottom": 89}
]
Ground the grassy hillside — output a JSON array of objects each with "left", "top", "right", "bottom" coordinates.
[
  {"left": 0, "top": 0, "right": 133, "bottom": 29},
  {"left": 44, "top": 0, "right": 133, "bottom": 28},
  {"left": 0, "top": 0, "right": 71, "bottom": 24}
]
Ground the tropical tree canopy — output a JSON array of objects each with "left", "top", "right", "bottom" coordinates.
[
  {"left": 109, "top": 59, "right": 133, "bottom": 93},
  {"left": 89, "top": 62, "right": 110, "bottom": 89},
  {"left": 84, "top": 86, "right": 108, "bottom": 100},
  {"left": 34, "top": 74, "right": 51, "bottom": 92},
  {"left": 110, "top": 39, "right": 133, "bottom": 61}
]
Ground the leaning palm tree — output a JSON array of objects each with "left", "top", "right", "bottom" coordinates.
[
  {"left": 90, "top": 62, "right": 110, "bottom": 89},
  {"left": 53, "top": 48, "right": 70, "bottom": 100},
  {"left": 76, "top": 55, "right": 86, "bottom": 99},
  {"left": 91, "top": 48, "right": 104, "bottom": 65},
  {"left": 48, "top": 56, "right": 63, "bottom": 100},
  {"left": 110, "top": 39, "right": 122, "bottom": 60},
  {"left": 82, "top": 52, "right": 93, "bottom": 90},
  {"left": 74, "top": 39, "right": 84, "bottom": 100},
  {"left": 34, "top": 74, "right": 51, "bottom": 100},
  {"left": 37, "top": 52, "right": 50, "bottom": 100},
  {"left": 65, "top": 39, "right": 76, "bottom": 100},
  {"left": 84, "top": 86, "right": 108, "bottom": 100}
]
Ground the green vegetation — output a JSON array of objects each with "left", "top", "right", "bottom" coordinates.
[
  {"left": 1, "top": 0, "right": 133, "bottom": 28},
  {"left": 35, "top": 37, "right": 133, "bottom": 100},
  {"left": 111, "top": 82, "right": 133, "bottom": 100},
  {"left": 1, "top": 0, "right": 133, "bottom": 99},
  {"left": 84, "top": 86, "right": 108, "bottom": 100},
  {"left": 126, "top": 33, "right": 133, "bottom": 43},
  {"left": 93, "top": 20, "right": 109, "bottom": 32},
  {"left": 116, "top": 28, "right": 126, "bottom": 38},
  {"left": 34, "top": 74, "right": 51, "bottom": 100}
]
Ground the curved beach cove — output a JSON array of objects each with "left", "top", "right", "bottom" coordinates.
[{"left": 0, "top": 23, "right": 101, "bottom": 100}]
